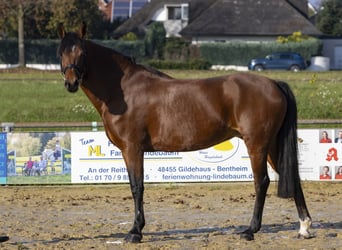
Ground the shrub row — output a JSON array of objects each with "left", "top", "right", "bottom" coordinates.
[
  {"left": 0, "top": 39, "right": 145, "bottom": 64},
  {"left": 147, "top": 59, "right": 212, "bottom": 70},
  {"left": 198, "top": 39, "right": 323, "bottom": 66},
  {"left": 0, "top": 39, "right": 61, "bottom": 64},
  {"left": 0, "top": 38, "right": 322, "bottom": 67}
]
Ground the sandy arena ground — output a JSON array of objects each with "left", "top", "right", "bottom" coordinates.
[{"left": 0, "top": 182, "right": 341, "bottom": 249}]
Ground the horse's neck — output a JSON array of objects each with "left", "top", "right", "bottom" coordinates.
[
  {"left": 83, "top": 41, "right": 126, "bottom": 86},
  {"left": 82, "top": 41, "right": 128, "bottom": 113}
]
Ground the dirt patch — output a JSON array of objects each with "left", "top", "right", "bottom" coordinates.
[{"left": 0, "top": 182, "right": 341, "bottom": 249}]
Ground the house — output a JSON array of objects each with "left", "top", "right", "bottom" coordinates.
[
  {"left": 113, "top": 0, "right": 342, "bottom": 70},
  {"left": 112, "top": 0, "right": 322, "bottom": 42}
]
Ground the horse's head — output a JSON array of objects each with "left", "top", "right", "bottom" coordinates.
[{"left": 57, "top": 22, "right": 87, "bottom": 93}]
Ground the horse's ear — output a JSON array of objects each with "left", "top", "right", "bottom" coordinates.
[
  {"left": 57, "top": 23, "right": 65, "bottom": 39},
  {"left": 79, "top": 22, "right": 87, "bottom": 39}
]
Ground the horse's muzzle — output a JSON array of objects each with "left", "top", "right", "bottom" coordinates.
[{"left": 65, "top": 80, "right": 79, "bottom": 93}]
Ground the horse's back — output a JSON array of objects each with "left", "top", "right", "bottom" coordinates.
[{"left": 135, "top": 72, "right": 287, "bottom": 151}]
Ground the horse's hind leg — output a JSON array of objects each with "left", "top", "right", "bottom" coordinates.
[
  {"left": 0, "top": 236, "right": 9, "bottom": 243},
  {"left": 240, "top": 148, "right": 269, "bottom": 241},
  {"left": 268, "top": 146, "right": 312, "bottom": 239},
  {"left": 294, "top": 183, "right": 312, "bottom": 238}
]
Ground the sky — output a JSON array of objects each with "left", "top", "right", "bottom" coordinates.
[{"left": 309, "top": 0, "right": 323, "bottom": 10}]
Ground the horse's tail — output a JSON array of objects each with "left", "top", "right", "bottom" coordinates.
[{"left": 275, "top": 81, "right": 301, "bottom": 198}]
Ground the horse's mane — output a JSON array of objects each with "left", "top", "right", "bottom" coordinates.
[
  {"left": 140, "top": 64, "right": 173, "bottom": 79},
  {"left": 102, "top": 43, "right": 173, "bottom": 79},
  {"left": 76, "top": 39, "right": 173, "bottom": 80}
]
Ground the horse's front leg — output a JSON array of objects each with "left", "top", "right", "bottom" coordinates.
[{"left": 122, "top": 147, "right": 145, "bottom": 243}]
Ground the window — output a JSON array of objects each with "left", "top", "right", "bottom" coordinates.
[
  {"left": 168, "top": 6, "right": 182, "bottom": 20},
  {"left": 182, "top": 5, "right": 188, "bottom": 20},
  {"left": 113, "top": 0, "right": 149, "bottom": 19},
  {"left": 280, "top": 54, "right": 291, "bottom": 59},
  {"left": 167, "top": 4, "right": 188, "bottom": 20}
]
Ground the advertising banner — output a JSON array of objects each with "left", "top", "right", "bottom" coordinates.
[
  {"left": 71, "top": 130, "right": 342, "bottom": 183},
  {"left": 266, "top": 129, "right": 342, "bottom": 181},
  {"left": 297, "top": 129, "right": 342, "bottom": 181},
  {"left": 71, "top": 132, "right": 253, "bottom": 183},
  {"left": 1, "top": 129, "right": 342, "bottom": 184},
  {"left": 0, "top": 133, "right": 7, "bottom": 184}
]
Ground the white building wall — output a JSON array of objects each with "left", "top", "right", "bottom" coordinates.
[
  {"left": 322, "top": 39, "right": 342, "bottom": 69},
  {"left": 190, "top": 36, "right": 278, "bottom": 44}
]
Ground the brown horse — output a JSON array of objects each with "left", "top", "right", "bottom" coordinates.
[{"left": 57, "top": 22, "right": 312, "bottom": 243}]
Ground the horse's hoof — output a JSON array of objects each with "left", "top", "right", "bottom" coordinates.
[
  {"left": 125, "top": 233, "right": 142, "bottom": 243},
  {"left": 240, "top": 230, "right": 254, "bottom": 241},
  {"left": 297, "top": 232, "right": 315, "bottom": 239},
  {"left": 0, "top": 236, "right": 9, "bottom": 243}
]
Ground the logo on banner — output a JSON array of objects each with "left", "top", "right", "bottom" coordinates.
[
  {"left": 190, "top": 138, "right": 240, "bottom": 163},
  {"left": 326, "top": 147, "right": 338, "bottom": 161},
  {"left": 88, "top": 145, "right": 105, "bottom": 157}
]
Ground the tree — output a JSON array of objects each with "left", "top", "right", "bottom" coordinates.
[
  {"left": 0, "top": 0, "right": 50, "bottom": 66},
  {"left": 46, "top": 0, "right": 105, "bottom": 39},
  {"left": 7, "top": 134, "right": 42, "bottom": 157},
  {"left": 0, "top": 0, "right": 112, "bottom": 66},
  {"left": 144, "top": 22, "right": 166, "bottom": 59},
  {"left": 316, "top": 0, "right": 342, "bottom": 36},
  {"left": 24, "top": 3, "right": 54, "bottom": 39}
]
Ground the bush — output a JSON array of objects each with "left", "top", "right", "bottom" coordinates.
[
  {"left": 0, "top": 38, "right": 322, "bottom": 67},
  {"left": 147, "top": 59, "right": 211, "bottom": 70},
  {"left": 198, "top": 39, "right": 323, "bottom": 66},
  {"left": 0, "top": 39, "right": 146, "bottom": 64},
  {"left": 25, "top": 39, "right": 60, "bottom": 64},
  {"left": 119, "top": 32, "right": 138, "bottom": 41},
  {"left": 164, "top": 37, "right": 190, "bottom": 61},
  {"left": 0, "top": 39, "right": 18, "bottom": 64},
  {"left": 0, "top": 39, "right": 60, "bottom": 64}
]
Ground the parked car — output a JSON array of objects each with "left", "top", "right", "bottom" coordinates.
[{"left": 248, "top": 52, "right": 307, "bottom": 72}]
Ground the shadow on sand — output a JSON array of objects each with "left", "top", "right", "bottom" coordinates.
[{"left": 5, "top": 220, "right": 341, "bottom": 246}]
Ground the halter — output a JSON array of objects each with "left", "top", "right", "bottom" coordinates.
[
  {"left": 59, "top": 41, "right": 86, "bottom": 83},
  {"left": 61, "top": 63, "right": 84, "bottom": 82}
]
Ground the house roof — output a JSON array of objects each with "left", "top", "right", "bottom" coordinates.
[
  {"left": 181, "top": 0, "right": 322, "bottom": 37},
  {"left": 113, "top": 0, "right": 322, "bottom": 39}
]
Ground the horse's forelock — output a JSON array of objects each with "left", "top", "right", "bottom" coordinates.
[{"left": 58, "top": 32, "right": 84, "bottom": 56}]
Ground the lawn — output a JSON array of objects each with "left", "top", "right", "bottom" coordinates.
[{"left": 0, "top": 68, "right": 341, "bottom": 125}]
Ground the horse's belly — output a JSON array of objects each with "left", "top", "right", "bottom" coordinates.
[{"left": 150, "top": 123, "right": 235, "bottom": 152}]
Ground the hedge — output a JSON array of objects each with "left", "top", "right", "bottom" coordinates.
[
  {"left": 147, "top": 59, "right": 212, "bottom": 70},
  {"left": 0, "top": 39, "right": 146, "bottom": 64},
  {"left": 0, "top": 38, "right": 323, "bottom": 67},
  {"left": 197, "top": 39, "right": 323, "bottom": 66}
]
